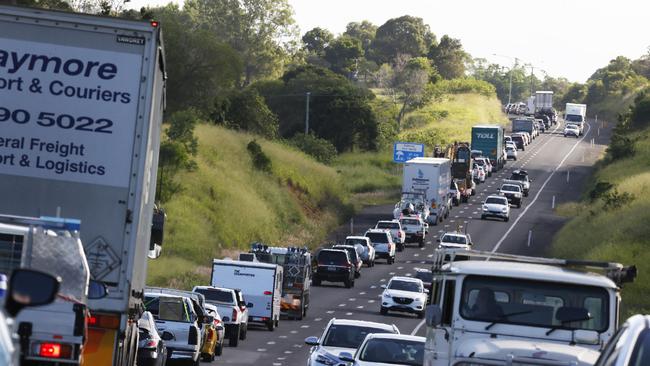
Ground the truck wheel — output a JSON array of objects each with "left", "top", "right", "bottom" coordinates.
[
  {"left": 517, "top": 202, "right": 522, "bottom": 208},
  {"left": 504, "top": 216, "right": 510, "bottom": 222},
  {"left": 481, "top": 215, "right": 486, "bottom": 220},
  {"left": 418, "top": 239, "right": 424, "bottom": 248},
  {"left": 297, "top": 303, "right": 305, "bottom": 320},
  {"left": 345, "top": 278, "right": 353, "bottom": 288},
  {"left": 313, "top": 276, "right": 321, "bottom": 286},
  {"left": 267, "top": 320, "right": 275, "bottom": 332},
  {"left": 239, "top": 324, "right": 247, "bottom": 340},
  {"left": 229, "top": 326, "right": 240, "bottom": 347},
  {"left": 216, "top": 341, "right": 223, "bottom": 356}
]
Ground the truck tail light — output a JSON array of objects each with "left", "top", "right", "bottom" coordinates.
[
  {"left": 34, "top": 342, "right": 72, "bottom": 359},
  {"left": 264, "top": 291, "right": 273, "bottom": 295},
  {"left": 232, "top": 309, "right": 238, "bottom": 322},
  {"left": 87, "top": 313, "right": 120, "bottom": 330}
]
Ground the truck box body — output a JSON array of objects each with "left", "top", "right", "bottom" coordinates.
[
  {"left": 565, "top": 103, "right": 587, "bottom": 134},
  {"left": 211, "top": 260, "right": 283, "bottom": 326},
  {"left": 471, "top": 125, "right": 505, "bottom": 170},
  {"left": 0, "top": 6, "right": 166, "bottom": 365},
  {"left": 403, "top": 158, "right": 451, "bottom": 223},
  {"left": 526, "top": 96, "right": 535, "bottom": 115},
  {"left": 535, "top": 91, "right": 553, "bottom": 110},
  {"left": 512, "top": 118, "right": 535, "bottom": 135}
]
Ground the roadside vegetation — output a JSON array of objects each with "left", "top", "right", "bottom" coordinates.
[{"left": 552, "top": 89, "right": 650, "bottom": 317}]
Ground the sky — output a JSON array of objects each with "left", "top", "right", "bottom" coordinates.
[{"left": 126, "top": 0, "right": 648, "bottom": 82}]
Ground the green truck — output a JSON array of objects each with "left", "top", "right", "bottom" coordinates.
[{"left": 471, "top": 125, "right": 505, "bottom": 171}]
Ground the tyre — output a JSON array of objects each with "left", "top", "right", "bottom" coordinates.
[
  {"left": 313, "top": 276, "right": 321, "bottom": 286},
  {"left": 418, "top": 311, "right": 425, "bottom": 319},
  {"left": 228, "top": 326, "right": 240, "bottom": 347},
  {"left": 517, "top": 202, "right": 521, "bottom": 208},
  {"left": 239, "top": 324, "right": 247, "bottom": 340},
  {"left": 471, "top": 190, "right": 476, "bottom": 196},
  {"left": 202, "top": 352, "right": 214, "bottom": 362},
  {"left": 351, "top": 280, "right": 355, "bottom": 288},
  {"left": 380, "top": 306, "right": 388, "bottom": 315},
  {"left": 267, "top": 320, "right": 275, "bottom": 332},
  {"left": 345, "top": 278, "right": 352, "bottom": 288},
  {"left": 418, "top": 239, "right": 424, "bottom": 248},
  {"left": 355, "top": 271, "right": 360, "bottom": 279},
  {"left": 524, "top": 191, "right": 529, "bottom": 197},
  {"left": 397, "top": 244, "right": 404, "bottom": 252},
  {"left": 481, "top": 215, "right": 485, "bottom": 220},
  {"left": 215, "top": 341, "right": 223, "bottom": 356},
  {"left": 388, "top": 256, "right": 394, "bottom": 264},
  {"left": 504, "top": 216, "right": 510, "bottom": 222},
  {"left": 514, "top": 157, "right": 517, "bottom": 161}
]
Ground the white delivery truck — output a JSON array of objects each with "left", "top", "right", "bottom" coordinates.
[
  {"left": 0, "top": 5, "right": 166, "bottom": 365},
  {"left": 403, "top": 157, "right": 452, "bottom": 225},
  {"left": 211, "top": 259, "right": 283, "bottom": 331},
  {"left": 535, "top": 90, "right": 554, "bottom": 111},
  {"left": 565, "top": 103, "right": 587, "bottom": 135}
]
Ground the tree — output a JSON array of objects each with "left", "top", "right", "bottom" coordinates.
[
  {"left": 324, "top": 36, "right": 363, "bottom": 77},
  {"left": 222, "top": 89, "right": 279, "bottom": 138},
  {"left": 428, "top": 35, "right": 467, "bottom": 79},
  {"left": 185, "top": 0, "right": 299, "bottom": 86},
  {"left": 343, "top": 20, "right": 377, "bottom": 54},
  {"left": 302, "top": 27, "right": 334, "bottom": 56},
  {"left": 388, "top": 56, "right": 437, "bottom": 127},
  {"left": 370, "top": 15, "right": 436, "bottom": 64},
  {"left": 151, "top": 5, "right": 242, "bottom": 114},
  {"left": 254, "top": 65, "right": 379, "bottom": 151}
]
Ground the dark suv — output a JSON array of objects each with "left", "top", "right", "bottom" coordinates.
[
  {"left": 511, "top": 135, "right": 525, "bottom": 150},
  {"left": 332, "top": 244, "right": 362, "bottom": 278},
  {"left": 313, "top": 249, "right": 355, "bottom": 288}
]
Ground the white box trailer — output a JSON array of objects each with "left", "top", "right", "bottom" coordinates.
[
  {"left": 535, "top": 90, "right": 554, "bottom": 110},
  {"left": 403, "top": 157, "right": 452, "bottom": 225},
  {"left": 0, "top": 5, "right": 166, "bottom": 365},
  {"left": 211, "top": 259, "right": 283, "bottom": 331}
]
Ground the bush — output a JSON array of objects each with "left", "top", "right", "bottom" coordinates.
[
  {"left": 290, "top": 134, "right": 338, "bottom": 164},
  {"left": 247, "top": 140, "right": 272, "bottom": 173},
  {"left": 607, "top": 131, "right": 635, "bottom": 161},
  {"left": 602, "top": 189, "right": 635, "bottom": 211},
  {"left": 432, "top": 78, "right": 496, "bottom": 97},
  {"left": 589, "top": 181, "right": 614, "bottom": 202}
]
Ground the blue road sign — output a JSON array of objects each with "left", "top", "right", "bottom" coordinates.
[{"left": 393, "top": 142, "right": 425, "bottom": 163}]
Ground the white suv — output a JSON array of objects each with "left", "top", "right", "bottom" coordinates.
[
  {"left": 481, "top": 195, "right": 510, "bottom": 222},
  {"left": 374, "top": 220, "right": 406, "bottom": 251},
  {"left": 380, "top": 276, "right": 428, "bottom": 318},
  {"left": 305, "top": 319, "right": 399, "bottom": 366},
  {"left": 438, "top": 232, "right": 472, "bottom": 250},
  {"left": 192, "top": 286, "right": 249, "bottom": 347},
  {"left": 364, "top": 229, "right": 396, "bottom": 264}
]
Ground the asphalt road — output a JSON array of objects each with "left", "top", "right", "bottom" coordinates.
[{"left": 211, "top": 119, "right": 611, "bottom": 366}]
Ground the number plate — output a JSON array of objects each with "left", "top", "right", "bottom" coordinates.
[{"left": 327, "top": 266, "right": 337, "bottom": 271}]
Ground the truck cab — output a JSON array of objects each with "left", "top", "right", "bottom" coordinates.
[{"left": 424, "top": 249, "right": 636, "bottom": 366}]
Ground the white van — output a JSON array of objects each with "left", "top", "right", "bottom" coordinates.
[{"left": 211, "top": 259, "right": 283, "bottom": 331}]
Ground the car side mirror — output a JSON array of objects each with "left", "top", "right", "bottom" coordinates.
[
  {"left": 88, "top": 279, "right": 108, "bottom": 300},
  {"left": 304, "top": 336, "right": 319, "bottom": 346},
  {"left": 202, "top": 315, "right": 214, "bottom": 324},
  {"left": 425, "top": 305, "right": 442, "bottom": 327},
  {"left": 424, "top": 289, "right": 430, "bottom": 294},
  {"left": 161, "top": 331, "right": 175, "bottom": 341},
  {"left": 5, "top": 269, "right": 60, "bottom": 317},
  {"left": 339, "top": 352, "right": 354, "bottom": 362},
  {"left": 247, "top": 302, "right": 254, "bottom": 308}
]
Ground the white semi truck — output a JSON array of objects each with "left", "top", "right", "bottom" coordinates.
[
  {"left": 403, "top": 158, "right": 452, "bottom": 225},
  {"left": 0, "top": 5, "right": 166, "bottom": 365},
  {"left": 424, "top": 249, "right": 636, "bottom": 366}
]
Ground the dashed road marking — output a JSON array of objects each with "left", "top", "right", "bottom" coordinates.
[{"left": 257, "top": 348, "right": 267, "bottom": 352}]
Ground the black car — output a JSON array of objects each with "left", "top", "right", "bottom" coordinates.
[
  {"left": 137, "top": 311, "right": 167, "bottom": 366},
  {"left": 332, "top": 245, "right": 362, "bottom": 278},
  {"left": 313, "top": 249, "right": 355, "bottom": 288},
  {"left": 511, "top": 135, "right": 525, "bottom": 151}
]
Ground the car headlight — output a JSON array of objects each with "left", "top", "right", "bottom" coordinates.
[
  {"left": 383, "top": 292, "right": 391, "bottom": 298},
  {"left": 315, "top": 354, "right": 339, "bottom": 366},
  {"left": 502, "top": 207, "right": 508, "bottom": 212},
  {"left": 482, "top": 205, "right": 488, "bottom": 211},
  {"left": 414, "top": 297, "right": 423, "bottom": 302},
  {"left": 515, "top": 193, "right": 522, "bottom": 198}
]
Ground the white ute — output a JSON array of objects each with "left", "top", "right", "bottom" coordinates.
[{"left": 424, "top": 249, "right": 637, "bottom": 366}]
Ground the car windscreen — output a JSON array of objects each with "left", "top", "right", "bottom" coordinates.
[
  {"left": 358, "top": 338, "right": 424, "bottom": 366},
  {"left": 146, "top": 296, "right": 190, "bottom": 323},
  {"left": 345, "top": 238, "right": 366, "bottom": 246},
  {"left": 388, "top": 280, "right": 422, "bottom": 293},
  {"left": 485, "top": 197, "right": 506, "bottom": 205},
  {"left": 366, "top": 232, "right": 388, "bottom": 243},
  {"left": 414, "top": 271, "right": 433, "bottom": 283},
  {"left": 474, "top": 159, "right": 485, "bottom": 166},
  {"left": 322, "top": 325, "right": 395, "bottom": 348},
  {"left": 194, "top": 288, "right": 234, "bottom": 304},
  {"left": 460, "top": 275, "right": 609, "bottom": 332},
  {"left": 441, "top": 235, "right": 467, "bottom": 244},
  {"left": 400, "top": 219, "right": 420, "bottom": 226},
  {"left": 318, "top": 250, "right": 348, "bottom": 265},
  {"left": 377, "top": 222, "right": 399, "bottom": 229},
  {"left": 565, "top": 114, "right": 583, "bottom": 122},
  {"left": 501, "top": 185, "right": 520, "bottom": 192},
  {"left": 509, "top": 173, "right": 526, "bottom": 181},
  {"left": 334, "top": 247, "right": 358, "bottom": 262}
]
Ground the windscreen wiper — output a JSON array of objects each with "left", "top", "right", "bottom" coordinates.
[{"left": 485, "top": 310, "right": 533, "bottom": 330}]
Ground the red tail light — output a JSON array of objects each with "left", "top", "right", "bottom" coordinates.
[
  {"left": 264, "top": 291, "right": 273, "bottom": 295},
  {"left": 145, "top": 340, "right": 157, "bottom": 348},
  {"left": 150, "top": 20, "right": 159, "bottom": 28},
  {"left": 239, "top": 305, "right": 247, "bottom": 312},
  {"left": 39, "top": 343, "right": 61, "bottom": 358},
  {"left": 232, "top": 309, "right": 238, "bottom": 322}
]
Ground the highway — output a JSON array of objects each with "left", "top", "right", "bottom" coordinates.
[{"left": 212, "top": 119, "right": 611, "bottom": 366}]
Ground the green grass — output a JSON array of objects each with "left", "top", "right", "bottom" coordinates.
[
  {"left": 399, "top": 93, "right": 508, "bottom": 149},
  {"left": 551, "top": 128, "right": 650, "bottom": 317},
  {"left": 148, "top": 124, "right": 350, "bottom": 288}
]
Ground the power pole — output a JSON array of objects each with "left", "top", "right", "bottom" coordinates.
[{"left": 305, "top": 92, "right": 311, "bottom": 135}]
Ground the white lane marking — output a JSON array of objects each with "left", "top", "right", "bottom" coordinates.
[
  {"left": 368, "top": 299, "right": 375, "bottom": 303},
  {"left": 338, "top": 303, "right": 346, "bottom": 307},
  {"left": 426, "top": 241, "right": 432, "bottom": 244},
  {"left": 314, "top": 317, "right": 322, "bottom": 321},
  {"left": 491, "top": 122, "right": 591, "bottom": 253},
  {"left": 389, "top": 272, "right": 396, "bottom": 275},
  {"left": 326, "top": 310, "right": 334, "bottom": 314},
  {"left": 380, "top": 278, "right": 386, "bottom": 282},
  {"left": 357, "top": 305, "right": 364, "bottom": 309},
  {"left": 279, "top": 335, "right": 288, "bottom": 339},
  {"left": 290, "top": 330, "right": 298, "bottom": 334},
  {"left": 411, "top": 319, "right": 426, "bottom": 335},
  {"left": 397, "top": 266, "right": 404, "bottom": 270},
  {"left": 301, "top": 325, "right": 310, "bottom": 328},
  {"left": 405, "top": 273, "right": 412, "bottom": 277},
  {"left": 273, "top": 363, "right": 282, "bottom": 366},
  {"left": 284, "top": 350, "right": 293, "bottom": 354},
  {"left": 370, "top": 285, "right": 377, "bottom": 289},
  {"left": 359, "top": 292, "right": 366, "bottom": 295},
  {"left": 346, "top": 312, "right": 353, "bottom": 316},
  {"left": 257, "top": 348, "right": 267, "bottom": 352}
]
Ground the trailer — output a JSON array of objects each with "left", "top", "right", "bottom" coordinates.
[
  {"left": 403, "top": 158, "right": 452, "bottom": 225},
  {"left": 471, "top": 125, "right": 505, "bottom": 170},
  {"left": 211, "top": 259, "right": 283, "bottom": 331},
  {"left": 0, "top": 5, "right": 166, "bottom": 365}
]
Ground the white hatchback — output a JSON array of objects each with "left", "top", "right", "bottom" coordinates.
[
  {"left": 481, "top": 195, "right": 510, "bottom": 222},
  {"left": 339, "top": 333, "right": 425, "bottom": 366}
]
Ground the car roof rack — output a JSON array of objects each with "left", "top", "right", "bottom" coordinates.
[{"left": 431, "top": 248, "right": 636, "bottom": 286}]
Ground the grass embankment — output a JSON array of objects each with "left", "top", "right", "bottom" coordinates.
[
  {"left": 399, "top": 93, "right": 509, "bottom": 148},
  {"left": 148, "top": 125, "right": 350, "bottom": 288},
  {"left": 552, "top": 128, "right": 650, "bottom": 317}
]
